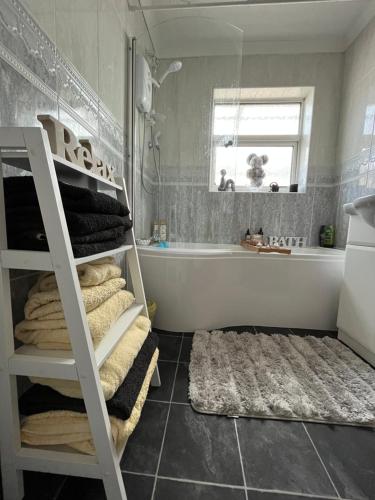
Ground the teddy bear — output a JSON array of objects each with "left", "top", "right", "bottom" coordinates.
[{"left": 246, "top": 153, "right": 268, "bottom": 188}]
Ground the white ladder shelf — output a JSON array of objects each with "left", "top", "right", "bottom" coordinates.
[{"left": 0, "top": 127, "right": 161, "bottom": 500}]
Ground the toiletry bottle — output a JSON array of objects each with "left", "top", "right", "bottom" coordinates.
[
  {"left": 245, "top": 228, "right": 251, "bottom": 241},
  {"left": 152, "top": 221, "right": 160, "bottom": 242},
  {"left": 159, "top": 219, "right": 167, "bottom": 242},
  {"left": 322, "top": 225, "right": 335, "bottom": 248}
]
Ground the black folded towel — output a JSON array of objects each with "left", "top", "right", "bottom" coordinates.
[
  {"left": 8, "top": 231, "right": 128, "bottom": 258},
  {"left": 4, "top": 176, "right": 129, "bottom": 216},
  {"left": 4, "top": 177, "right": 133, "bottom": 257},
  {"left": 6, "top": 206, "right": 132, "bottom": 236},
  {"left": 19, "top": 331, "right": 159, "bottom": 421}
]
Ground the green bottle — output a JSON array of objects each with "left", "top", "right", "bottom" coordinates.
[{"left": 319, "top": 225, "right": 335, "bottom": 248}]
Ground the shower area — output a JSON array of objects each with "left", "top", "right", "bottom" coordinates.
[
  {"left": 130, "top": 7, "right": 346, "bottom": 249},
  {"left": 131, "top": 16, "right": 245, "bottom": 244}
]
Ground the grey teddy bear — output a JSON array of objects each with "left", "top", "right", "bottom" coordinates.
[{"left": 246, "top": 153, "right": 268, "bottom": 188}]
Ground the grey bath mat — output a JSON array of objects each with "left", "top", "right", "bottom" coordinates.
[{"left": 189, "top": 330, "right": 375, "bottom": 426}]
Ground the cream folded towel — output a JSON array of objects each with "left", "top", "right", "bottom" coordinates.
[
  {"left": 28, "top": 257, "right": 122, "bottom": 297},
  {"left": 21, "top": 349, "right": 158, "bottom": 455},
  {"left": 15, "top": 290, "right": 135, "bottom": 349},
  {"left": 25, "top": 277, "right": 125, "bottom": 321},
  {"left": 30, "top": 315, "right": 151, "bottom": 399}
]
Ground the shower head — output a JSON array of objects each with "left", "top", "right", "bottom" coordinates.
[{"left": 158, "top": 61, "right": 182, "bottom": 85}]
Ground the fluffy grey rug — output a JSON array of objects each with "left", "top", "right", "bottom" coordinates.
[{"left": 189, "top": 330, "right": 375, "bottom": 426}]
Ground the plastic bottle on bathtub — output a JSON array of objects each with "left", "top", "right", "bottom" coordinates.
[
  {"left": 319, "top": 225, "right": 335, "bottom": 248},
  {"left": 159, "top": 220, "right": 167, "bottom": 242}
]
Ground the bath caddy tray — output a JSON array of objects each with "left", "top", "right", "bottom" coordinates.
[
  {"left": 240, "top": 240, "right": 291, "bottom": 255},
  {"left": 0, "top": 126, "right": 161, "bottom": 500}
]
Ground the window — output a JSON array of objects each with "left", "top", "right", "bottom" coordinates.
[{"left": 210, "top": 93, "right": 305, "bottom": 192}]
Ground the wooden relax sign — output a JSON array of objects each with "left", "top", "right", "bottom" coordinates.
[{"left": 37, "top": 115, "right": 116, "bottom": 182}]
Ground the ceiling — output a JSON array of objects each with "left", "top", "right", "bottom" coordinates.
[{"left": 129, "top": 0, "right": 375, "bottom": 58}]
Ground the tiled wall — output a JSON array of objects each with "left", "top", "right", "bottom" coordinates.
[
  {"left": 149, "top": 53, "right": 343, "bottom": 245},
  {"left": 334, "top": 16, "right": 375, "bottom": 248},
  {"left": 0, "top": 0, "right": 149, "bottom": 354}
]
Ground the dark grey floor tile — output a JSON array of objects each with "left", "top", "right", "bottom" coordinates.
[
  {"left": 121, "top": 401, "right": 168, "bottom": 474},
  {"left": 159, "top": 404, "right": 243, "bottom": 485},
  {"left": 122, "top": 473, "right": 154, "bottom": 500},
  {"left": 57, "top": 475, "right": 152, "bottom": 500},
  {"left": 253, "top": 326, "right": 292, "bottom": 335},
  {"left": 147, "top": 362, "right": 176, "bottom": 402},
  {"left": 237, "top": 419, "right": 337, "bottom": 496},
  {"left": 58, "top": 477, "right": 105, "bottom": 500},
  {"left": 172, "top": 362, "right": 189, "bottom": 403},
  {"left": 155, "top": 478, "right": 246, "bottom": 500},
  {"left": 24, "top": 471, "right": 66, "bottom": 500},
  {"left": 222, "top": 326, "right": 256, "bottom": 334},
  {"left": 158, "top": 335, "right": 182, "bottom": 361},
  {"left": 247, "top": 492, "right": 334, "bottom": 500},
  {"left": 290, "top": 328, "right": 337, "bottom": 338},
  {"left": 179, "top": 337, "right": 193, "bottom": 362},
  {"left": 305, "top": 423, "right": 375, "bottom": 500},
  {"left": 153, "top": 328, "right": 184, "bottom": 337}
]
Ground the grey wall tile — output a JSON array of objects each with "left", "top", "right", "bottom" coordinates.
[
  {"left": 310, "top": 187, "right": 338, "bottom": 246},
  {"left": 0, "top": 58, "right": 58, "bottom": 126},
  {"left": 250, "top": 193, "right": 282, "bottom": 239},
  {"left": 279, "top": 192, "right": 314, "bottom": 244}
]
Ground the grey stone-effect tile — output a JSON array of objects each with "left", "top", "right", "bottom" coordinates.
[
  {"left": 24, "top": 471, "right": 66, "bottom": 500},
  {"left": 0, "top": 59, "right": 58, "bottom": 127},
  {"left": 305, "top": 423, "right": 375, "bottom": 500},
  {"left": 179, "top": 337, "right": 192, "bottom": 363},
  {"left": 154, "top": 478, "right": 246, "bottom": 500},
  {"left": 246, "top": 492, "right": 334, "bottom": 500},
  {"left": 57, "top": 474, "right": 153, "bottom": 500},
  {"left": 250, "top": 193, "right": 281, "bottom": 239},
  {"left": 310, "top": 186, "right": 338, "bottom": 246},
  {"left": 172, "top": 362, "right": 190, "bottom": 403},
  {"left": 236, "top": 419, "right": 338, "bottom": 496},
  {"left": 158, "top": 405, "right": 244, "bottom": 485},
  {"left": 158, "top": 334, "right": 182, "bottom": 362},
  {"left": 279, "top": 192, "right": 314, "bottom": 244},
  {"left": 120, "top": 401, "right": 168, "bottom": 474},
  {"left": 147, "top": 361, "right": 176, "bottom": 402},
  {"left": 0, "top": 0, "right": 57, "bottom": 90},
  {"left": 122, "top": 473, "right": 154, "bottom": 500}
]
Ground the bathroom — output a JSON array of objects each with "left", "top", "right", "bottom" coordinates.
[{"left": 0, "top": 0, "right": 374, "bottom": 499}]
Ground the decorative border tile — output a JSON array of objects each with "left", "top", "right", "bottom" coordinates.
[
  {"left": 0, "top": 39, "right": 56, "bottom": 102},
  {"left": 0, "top": 0, "right": 124, "bottom": 160},
  {"left": 99, "top": 101, "right": 124, "bottom": 154},
  {"left": 0, "top": 0, "right": 56, "bottom": 88}
]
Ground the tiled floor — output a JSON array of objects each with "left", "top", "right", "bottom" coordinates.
[{"left": 1, "top": 327, "right": 374, "bottom": 500}]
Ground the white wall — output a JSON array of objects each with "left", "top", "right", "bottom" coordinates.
[{"left": 334, "top": 16, "right": 375, "bottom": 247}]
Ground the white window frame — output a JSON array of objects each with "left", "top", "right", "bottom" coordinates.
[{"left": 210, "top": 97, "right": 305, "bottom": 193}]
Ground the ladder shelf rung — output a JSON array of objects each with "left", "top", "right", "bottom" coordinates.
[
  {"left": 1, "top": 151, "right": 123, "bottom": 191},
  {"left": 16, "top": 446, "right": 100, "bottom": 478},
  {"left": 9, "top": 303, "right": 144, "bottom": 379},
  {"left": 1, "top": 245, "right": 133, "bottom": 270},
  {"left": 74, "top": 245, "right": 133, "bottom": 266},
  {"left": 9, "top": 346, "right": 78, "bottom": 380}
]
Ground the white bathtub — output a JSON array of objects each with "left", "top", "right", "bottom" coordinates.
[{"left": 138, "top": 243, "right": 345, "bottom": 332}]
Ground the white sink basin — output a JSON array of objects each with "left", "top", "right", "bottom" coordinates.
[{"left": 344, "top": 194, "right": 375, "bottom": 228}]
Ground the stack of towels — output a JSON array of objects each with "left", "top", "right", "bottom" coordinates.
[
  {"left": 4, "top": 176, "right": 133, "bottom": 257},
  {"left": 16, "top": 257, "right": 159, "bottom": 454}
]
